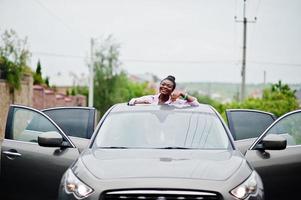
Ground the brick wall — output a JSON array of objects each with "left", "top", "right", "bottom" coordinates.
[
  {"left": 0, "top": 77, "right": 87, "bottom": 139},
  {"left": 0, "top": 75, "right": 33, "bottom": 139},
  {"left": 0, "top": 80, "right": 10, "bottom": 139},
  {"left": 55, "top": 93, "right": 65, "bottom": 107},
  {"left": 32, "top": 87, "right": 87, "bottom": 109},
  {"left": 75, "top": 95, "right": 87, "bottom": 106},
  {"left": 44, "top": 89, "right": 56, "bottom": 108},
  {"left": 33, "top": 85, "right": 44, "bottom": 109},
  {"left": 64, "top": 96, "right": 73, "bottom": 107}
]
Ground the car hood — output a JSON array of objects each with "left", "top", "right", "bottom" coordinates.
[{"left": 80, "top": 149, "right": 244, "bottom": 181}]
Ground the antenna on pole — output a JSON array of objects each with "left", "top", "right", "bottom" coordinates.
[{"left": 235, "top": 0, "right": 256, "bottom": 101}]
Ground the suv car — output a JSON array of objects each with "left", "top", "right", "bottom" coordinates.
[{"left": 58, "top": 104, "right": 265, "bottom": 200}]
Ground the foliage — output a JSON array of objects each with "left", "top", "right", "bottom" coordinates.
[
  {"left": 36, "top": 60, "right": 42, "bottom": 75},
  {"left": 33, "top": 60, "right": 44, "bottom": 85},
  {"left": 71, "top": 88, "right": 76, "bottom": 96},
  {"left": 0, "top": 29, "right": 31, "bottom": 93},
  {"left": 0, "top": 29, "right": 31, "bottom": 66},
  {"left": 22, "top": 65, "right": 33, "bottom": 75},
  {"left": 0, "top": 56, "right": 22, "bottom": 92},
  {"left": 221, "top": 81, "right": 299, "bottom": 117},
  {"left": 190, "top": 81, "right": 298, "bottom": 122},
  {"left": 92, "top": 36, "right": 154, "bottom": 115},
  {"left": 45, "top": 76, "right": 50, "bottom": 87},
  {"left": 70, "top": 85, "right": 88, "bottom": 98},
  {"left": 190, "top": 92, "right": 221, "bottom": 111}
]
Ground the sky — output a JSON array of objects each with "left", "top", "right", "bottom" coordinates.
[{"left": 0, "top": 0, "right": 301, "bottom": 86}]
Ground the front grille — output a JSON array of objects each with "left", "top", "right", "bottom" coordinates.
[{"left": 101, "top": 190, "right": 221, "bottom": 200}]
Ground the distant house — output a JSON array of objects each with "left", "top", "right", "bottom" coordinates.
[
  {"left": 249, "top": 89, "right": 263, "bottom": 99},
  {"left": 128, "top": 73, "right": 159, "bottom": 91}
]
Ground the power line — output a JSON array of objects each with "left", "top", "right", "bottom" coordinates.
[
  {"left": 33, "top": 51, "right": 86, "bottom": 59},
  {"left": 33, "top": 51, "right": 237, "bottom": 64},
  {"left": 248, "top": 60, "right": 301, "bottom": 67},
  {"left": 32, "top": 0, "right": 89, "bottom": 40},
  {"left": 121, "top": 59, "right": 237, "bottom": 65},
  {"left": 32, "top": 51, "right": 301, "bottom": 67}
]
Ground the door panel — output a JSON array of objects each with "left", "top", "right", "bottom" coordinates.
[
  {"left": 246, "top": 147, "right": 301, "bottom": 200},
  {"left": 42, "top": 107, "right": 96, "bottom": 139},
  {"left": 1, "top": 140, "right": 79, "bottom": 200},
  {"left": 226, "top": 109, "right": 276, "bottom": 140},
  {"left": 246, "top": 110, "right": 301, "bottom": 200},
  {"left": 0, "top": 105, "right": 80, "bottom": 200}
]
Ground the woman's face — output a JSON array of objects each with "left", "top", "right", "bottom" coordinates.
[{"left": 159, "top": 79, "right": 174, "bottom": 95}]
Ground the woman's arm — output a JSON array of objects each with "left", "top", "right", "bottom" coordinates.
[{"left": 128, "top": 95, "right": 153, "bottom": 105}]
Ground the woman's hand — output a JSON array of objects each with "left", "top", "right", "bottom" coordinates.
[
  {"left": 171, "top": 90, "right": 183, "bottom": 102},
  {"left": 171, "top": 91, "right": 197, "bottom": 103}
]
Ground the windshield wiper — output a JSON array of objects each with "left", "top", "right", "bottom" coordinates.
[
  {"left": 99, "top": 146, "right": 129, "bottom": 149},
  {"left": 156, "top": 147, "right": 191, "bottom": 149}
]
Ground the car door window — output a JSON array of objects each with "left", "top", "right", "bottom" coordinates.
[
  {"left": 226, "top": 110, "right": 275, "bottom": 140},
  {"left": 42, "top": 108, "right": 94, "bottom": 139},
  {"left": 266, "top": 111, "right": 301, "bottom": 146},
  {"left": 10, "top": 107, "right": 59, "bottom": 143}
]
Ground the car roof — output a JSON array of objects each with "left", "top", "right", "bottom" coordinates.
[{"left": 110, "top": 103, "right": 215, "bottom": 114}]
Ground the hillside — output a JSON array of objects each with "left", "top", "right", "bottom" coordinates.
[{"left": 179, "top": 82, "right": 301, "bottom": 103}]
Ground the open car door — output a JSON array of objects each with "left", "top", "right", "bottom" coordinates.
[
  {"left": 226, "top": 109, "right": 276, "bottom": 154},
  {"left": 244, "top": 109, "right": 301, "bottom": 200},
  {"left": 0, "top": 105, "right": 90, "bottom": 200}
]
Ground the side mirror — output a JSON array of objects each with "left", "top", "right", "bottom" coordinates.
[
  {"left": 38, "top": 131, "right": 64, "bottom": 147},
  {"left": 256, "top": 134, "right": 287, "bottom": 150}
]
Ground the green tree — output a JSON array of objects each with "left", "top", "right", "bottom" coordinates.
[
  {"left": 36, "top": 59, "right": 42, "bottom": 74},
  {"left": 33, "top": 59, "right": 44, "bottom": 85},
  {"left": 92, "top": 36, "right": 154, "bottom": 115},
  {"left": 71, "top": 88, "right": 76, "bottom": 96},
  {"left": 45, "top": 76, "right": 50, "bottom": 87},
  {"left": 0, "top": 29, "right": 31, "bottom": 102},
  {"left": 261, "top": 81, "right": 299, "bottom": 116},
  {"left": 93, "top": 35, "right": 121, "bottom": 114},
  {"left": 71, "top": 85, "right": 88, "bottom": 98},
  {"left": 221, "top": 81, "right": 299, "bottom": 118}
]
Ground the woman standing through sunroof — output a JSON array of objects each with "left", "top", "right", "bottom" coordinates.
[{"left": 128, "top": 75, "right": 199, "bottom": 106}]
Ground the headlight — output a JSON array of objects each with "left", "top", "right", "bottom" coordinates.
[
  {"left": 64, "top": 169, "right": 93, "bottom": 199},
  {"left": 230, "top": 171, "right": 258, "bottom": 199}
]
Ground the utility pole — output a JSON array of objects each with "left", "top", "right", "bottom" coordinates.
[
  {"left": 88, "top": 38, "right": 94, "bottom": 107},
  {"left": 235, "top": 0, "right": 256, "bottom": 101},
  {"left": 263, "top": 70, "right": 266, "bottom": 86}
]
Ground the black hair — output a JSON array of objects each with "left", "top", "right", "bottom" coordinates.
[{"left": 161, "top": 75, "right": 176, "bottom": 90}]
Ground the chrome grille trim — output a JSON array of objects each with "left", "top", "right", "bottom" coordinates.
[
  {"left": 101, "top": 189, "right": 221, "bottom": 200},
  {"left": 106, "top": 190, "right": 216, "bottom": 196}
]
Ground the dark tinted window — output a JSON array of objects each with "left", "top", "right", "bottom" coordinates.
[
  {"left": 228, "top": 111, "right": 275, "bottom": 140},
  {"left": 43, "top": 109, "right": 91, "bottom": 138},
  {"left": 94, "top": 111, "right": 231, "bottom": 149}
]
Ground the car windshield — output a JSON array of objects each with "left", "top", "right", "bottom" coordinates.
[{"left": 93, "top": 111, "right": 231, "bottom": 150}]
